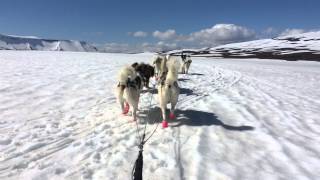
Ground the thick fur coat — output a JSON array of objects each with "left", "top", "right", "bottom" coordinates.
[
  {"left": 158, "top": 56, "right": 181, "bottom": 127},
  {"left": 181, "top": 59, "right": 192, "bottom": 74},
  {"left": 116, "top": 66, "right": 142, "bottom": 121},
  {"left": 152, "top": 55, "right": 165, "bottom": 78},
  {"left": 132, "top": 62, "right": 155, "bottom": 88}
]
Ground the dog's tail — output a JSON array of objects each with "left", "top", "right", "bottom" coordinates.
[
  {"left": 165, "top": 55, "right": 180, "bottom": 84},
  {"left": 118, "top": 66, "right": 137, "bottom": 86}
]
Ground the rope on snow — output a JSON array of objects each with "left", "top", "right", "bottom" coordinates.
[{"left": 131, "top": 81, "right": 159, "bottom": 180}]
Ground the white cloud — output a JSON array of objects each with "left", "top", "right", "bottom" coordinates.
[
  {"left": 263, "top": 27, "right": 278, "bottom": 36},
  {"left": 101, "top": 24, "right": 319, "bottom": 53},
  {"left": 151, "top": 24, "right": 256, "bottom": 47},
  {"left": 279, "top": 28, "right": 306, "bottom": 37},
  {"left": 99, "top": 43, "right": 132, "bottom": 53},
  {"left": 187, "top": 24, "right": 256, "bottom": 46},
  {"left": 264, "top": 27, "right": 277, "bottom": 34},
  {"left": 131, "top": 31, "right": 148, "bottom": 37},
  {"left": 98, "top": 42, "right": 179, "bottom": 53},
  {"left": 157, "top": 41, "right": 177, "bottom": 49},
  {"left": 257, "top": 27, "right": 280, "bottom": 38},
  {"left": 153, "top": 29, "right": 177, "bottom": 40},
  {"left": 100, "top": 24, "right": 257, "bottom": 53}
]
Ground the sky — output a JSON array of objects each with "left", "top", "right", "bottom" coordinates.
[{"left": 0, "top": 0, "right": 320, "bottom": 52}]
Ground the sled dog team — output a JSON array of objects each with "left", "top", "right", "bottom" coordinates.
[{"left": 115, "top": 54, "right": 192, "bottom": 128}]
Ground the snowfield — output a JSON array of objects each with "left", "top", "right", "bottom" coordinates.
[{"left": 0, "top": 51, "right": 320, "bottom": 180}]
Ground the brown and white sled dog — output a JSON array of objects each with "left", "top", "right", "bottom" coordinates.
[
  {"left": 116, "top": 66, "right": 142, "bottom": 121},
  {"left": 158, "top": 55, "right": 181, "bottom": 128}
]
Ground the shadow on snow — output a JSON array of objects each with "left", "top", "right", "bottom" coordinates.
[
  {"left": 141, "top": 87, "right": 197, "bottom": 96},
  {"left": 138, "top": 107, "right": 254, "bottom": 131}
]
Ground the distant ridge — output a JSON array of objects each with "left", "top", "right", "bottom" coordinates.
[
  {"left": 168, "top": 31, "right": 320, "bottom": 61},
  {"left": 0, "top": 34, "right": 98, "bottom": 52}
]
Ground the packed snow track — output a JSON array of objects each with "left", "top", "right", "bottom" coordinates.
[{"left": 0, "top": 51, "right": 319, "bottom": 180}]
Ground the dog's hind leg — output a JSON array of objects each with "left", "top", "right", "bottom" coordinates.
[
  {"left": 186, "top": 64, "right": 190, "bottom": 74},
  {"left": 169, "top": 100, "right": 177, "bottom": 120},
  {"left": 161, "top": 104, "right": 168, "bottom": 128},
  {"left": 117, "top": 85, "right": 128, "bottom": 114},
  {"left": 124, "top": 101, "right": 130, "bottom": 114},
  {"left": 132, "top": 106, "right": 137, "bottom": 121},
  {"left": 181, "top": 64, "right": 186, "bottom": 74},
  {"left": 169, "top": 105, "right": 175, "bottom": 120},
  {"left": 159, "top": 88, "right": 168, "bottom": 128},
  {"left": 132, "top": 96, "right": 139, "bottom": 121},
  {"left": 169, "top": 84, "right": 179, "bottom": 120}
]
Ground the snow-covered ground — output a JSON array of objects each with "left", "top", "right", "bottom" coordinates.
[{"left": 0, "top": 51, "right": 319, "bottom": 180}]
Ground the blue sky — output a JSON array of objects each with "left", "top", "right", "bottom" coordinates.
[{"left": 0, "top": 0, "right": 319, "bottom": 50}]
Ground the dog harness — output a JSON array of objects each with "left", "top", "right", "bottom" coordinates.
[
  {"left": 117, "top": 75, "right": 142, "bottom": 90},
  {"left": 158, "top": 72, "right": 178, "bottom": 88}
]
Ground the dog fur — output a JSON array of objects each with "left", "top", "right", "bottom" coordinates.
[
  {"left": 158, "top": 55, "right": 181, "bottom": 127},
  {"left": 152, "top": 55, "right": 165, "bottom": 78},
  {"left": 132, "top": 62, "right": 155, "bottom": 88},
  {"left": 116, "top": 66, "right": 142, "bottom": 121},
  {"left": 181, "top": 56, "right": 192, "bottom": 74},
  {"left": 181, "top": 58, "right": 192, "bottom": 74}
]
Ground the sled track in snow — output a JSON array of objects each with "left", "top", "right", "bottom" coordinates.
[{"left": 1, "top": 52, "right": 319, "bottom": 179}]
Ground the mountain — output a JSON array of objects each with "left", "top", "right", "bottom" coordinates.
[
  {"left": 168, "top": 31, "right": 320, "bottom": 61},
  {"left": 0, "top": 34, "right": 98, "bottom": 52}
]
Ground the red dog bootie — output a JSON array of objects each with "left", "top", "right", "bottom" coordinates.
[
  {"left": 169, "top": 112, "right": 175, "bottom": 120},
  {"left": 162, "top": 120, "right": 168, "bottom": 128},
  {"left": 123, "top": 103, "right": 130, "bottom": 114}
]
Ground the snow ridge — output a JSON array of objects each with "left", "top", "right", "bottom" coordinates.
[
  {"left": 0, "top": 34, "right": 98, "bottom": 52},
  {"left": 168, "top": 31, "right": 320, "bottom": 61}
]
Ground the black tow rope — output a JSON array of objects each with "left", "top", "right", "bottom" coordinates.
[
  {"left": 131, "top": 82, "right": 159, "bottom": 180},
  {"left": 132, "top": 135, "right": 145, "bottom": 180}
]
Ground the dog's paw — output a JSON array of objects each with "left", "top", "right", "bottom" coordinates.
[
  {"left": 169, "top": 113, "right": 175, "bottom": 120},
  {"left": 162, "top": 120, "right": 168, "bottom": 128},
  {"left": 123, "top": 103, "right": 130, "bottom": 114}
]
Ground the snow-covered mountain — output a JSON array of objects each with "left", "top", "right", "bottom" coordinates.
[
  {"left": 2, "top": 31, "right": 320, "bottom": 58},
  {"left": 169, "top": 31, "right": 320, "bottom": 61},
  {"left": 0, "top": 34, "right": 98, "bottom": 52}
]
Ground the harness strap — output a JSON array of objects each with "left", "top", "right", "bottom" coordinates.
[{"left": 125, "top": 75, "right": 142, "bottom": 90}]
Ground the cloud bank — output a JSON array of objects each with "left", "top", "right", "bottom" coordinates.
[
  {"left": 279, "top": 28, "right": 306, "bottom": 37},
  {"left": 132, "top": 31, "right": 148, "bottom": 37},
  {"left": 187, "top": 24, "right": 256, "bottom": 46},
  {"left": 101, "top": 24, "right": 314, "bottom": 53},
  {"left": 152, "top": 29, "right": 177, "bottom": 40}
]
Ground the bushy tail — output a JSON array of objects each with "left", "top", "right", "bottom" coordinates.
[
  {"left": 166, "top": 56, "right": 180, "bottom": 84},
  {"left": 118, "top": 66, "right": 137, "bottom": 86}
]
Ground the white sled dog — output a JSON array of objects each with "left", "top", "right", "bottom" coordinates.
[
  {"left": 158, "top": 55, "right": 181, "bottom": 128},
  {"left": 116, "top": 66, "right": 142, "bottom": 121},
  {"left": 152, "top": 54, "right": 165, "bottom": 79},
  {"left": 181, "top": 56, "right": 192, "bottom": 74}
]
